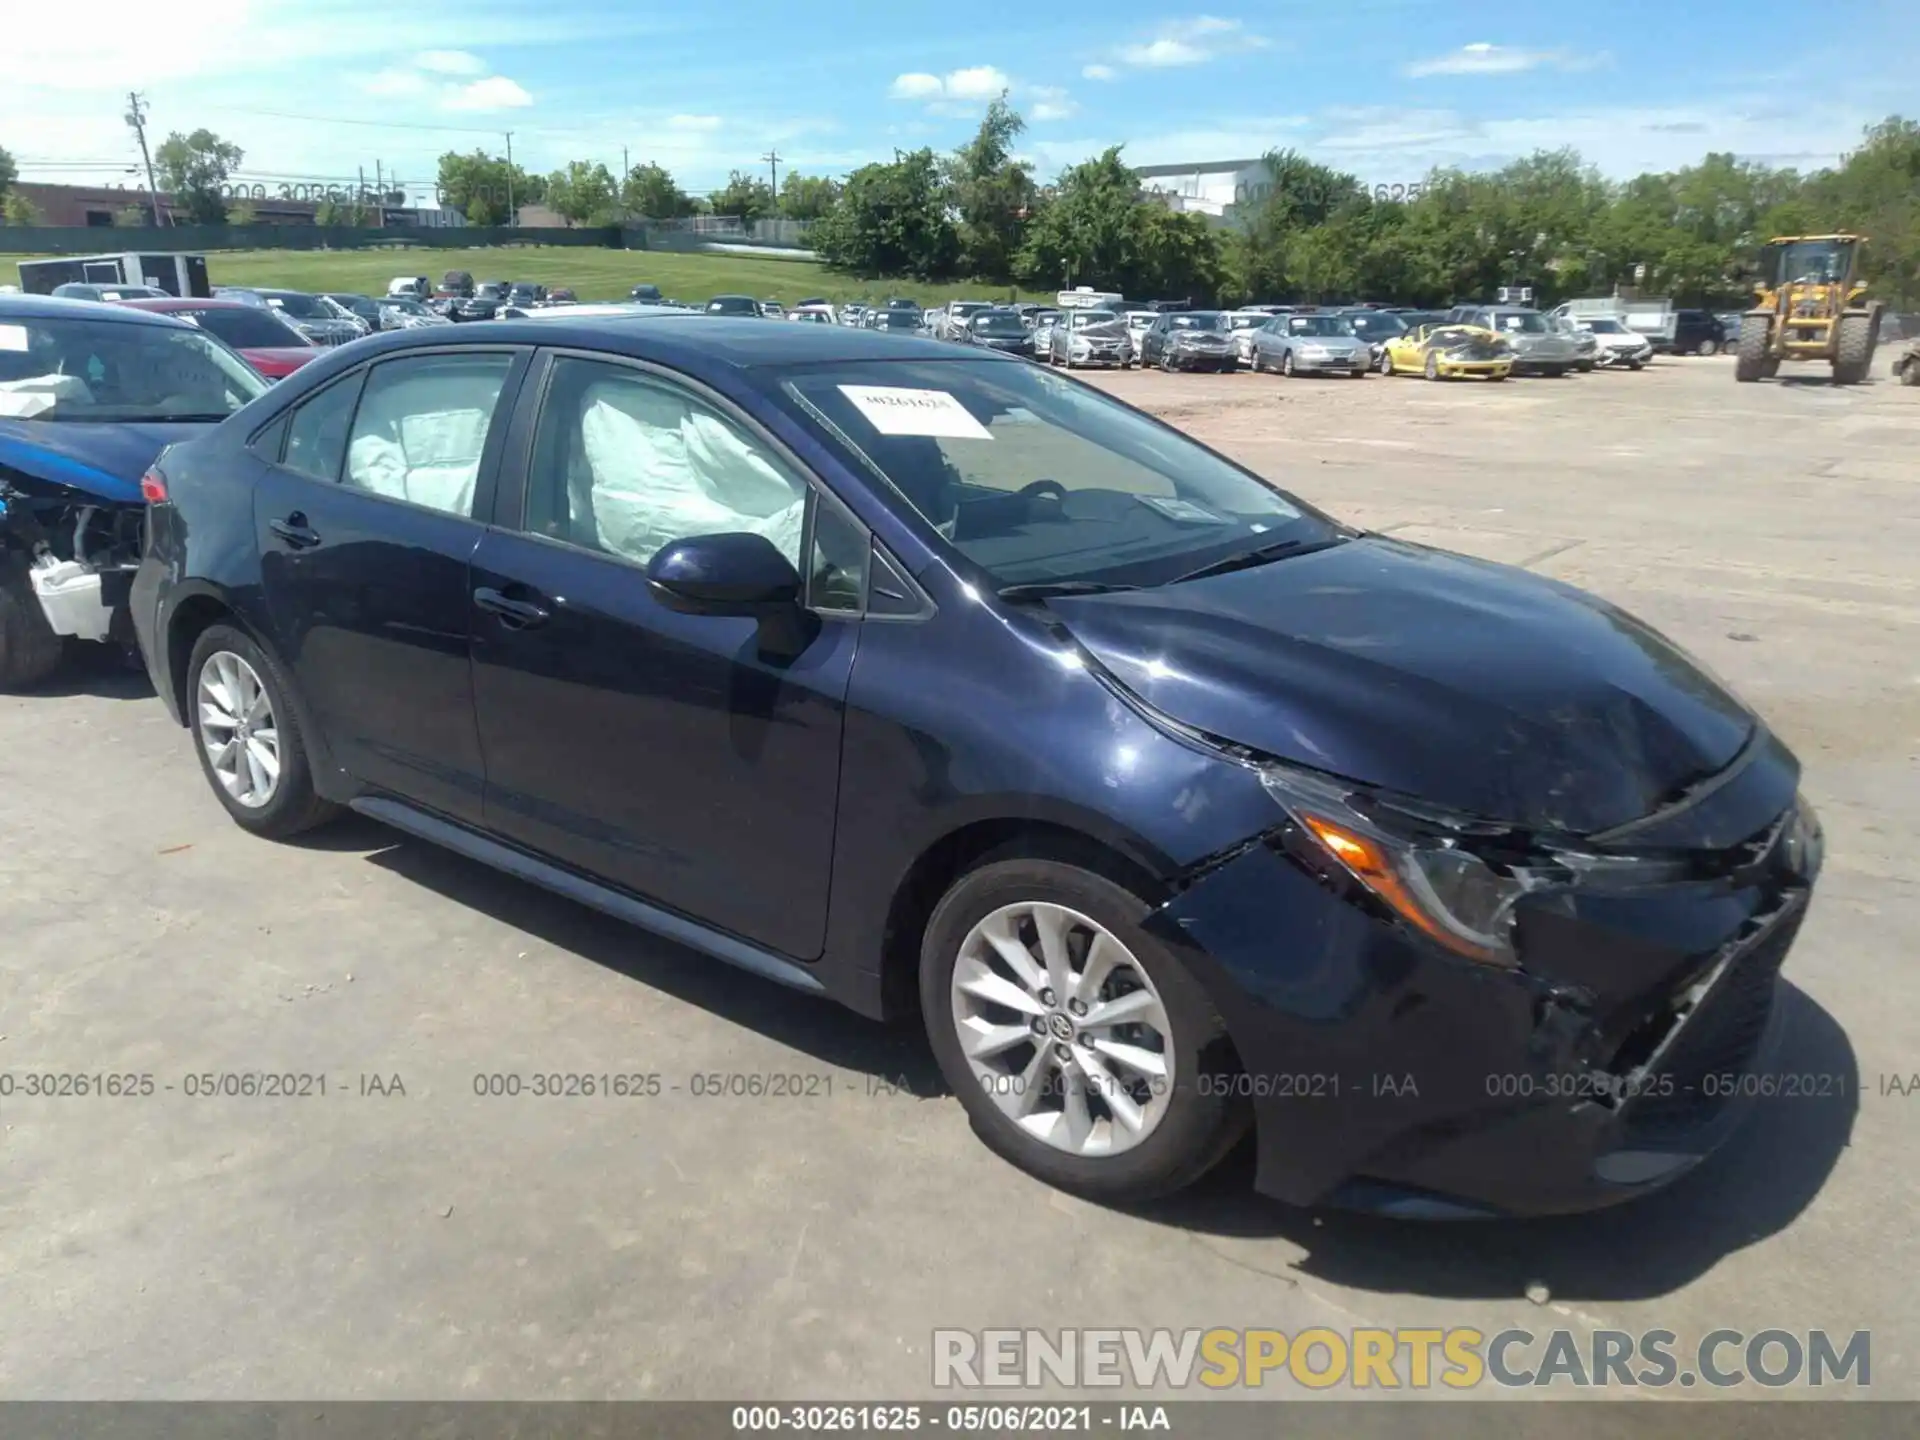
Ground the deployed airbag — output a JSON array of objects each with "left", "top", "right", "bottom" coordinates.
[
  {"left": 345, "top": 369, "right": 499, "bottom": 515},
  {"left": 574, "top": 381, "right": 805, "bottom": 565}
]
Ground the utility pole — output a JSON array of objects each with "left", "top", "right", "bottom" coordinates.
[
  {"left": 763, "top": 149, "right": 781, "bottom": 198},
  {"left": 504, "top": 131, "right": 516, "bottom": 224},
  {"left": 124, "top": 92, "right": 166, "bottom": 226}
]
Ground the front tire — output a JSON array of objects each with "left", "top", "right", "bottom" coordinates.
[
  {"left": 920, "top": 856, "right": 1249, "bottom": 1203},
  {"left": 1377, "top": 349, "right": 1394, "bottom": 376},
  {"left": 1698, "top": 337, "right": 1720, "bottom": 357},
  {"left": 1424, "top": 351, "right": 1440, "bottom": 381},
  {"left": 1832, "top": 309, "right": 1877, "bottom": 385},
  {"left": 0, "top": 551, "right": 65, "bottom": 691},
  {"left": 1735, "top": 314, "right": 1772, "bottom": 382},
  {"left": 187, "top": 624, "right": 337, "bottom": 839},
  {"left": 1281, "top": 350, "right": 1296, "bottom": 378}
]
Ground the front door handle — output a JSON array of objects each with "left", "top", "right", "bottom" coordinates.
[
  {"left": 473, "top": 586, "right": 551, "bottom": 628},
  {"left": 269, "top": 514, "right": 322, "bottom": 549}
]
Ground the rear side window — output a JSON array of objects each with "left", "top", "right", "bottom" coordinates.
[
  {"left": 280, "top": 373, "right": 363, "bottom": 482},
  {"left": 343, "top": 353, "right": 514, "bottom": 518}
]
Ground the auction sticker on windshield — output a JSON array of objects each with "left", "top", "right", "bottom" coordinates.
[
  {"left": 0, "top": 324, "right": 30, "bottom": 352},
  {"left": 838, "top": 385, "right": 992, "bottom": 440}
]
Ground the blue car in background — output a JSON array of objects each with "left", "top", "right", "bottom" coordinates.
[{"left": 0, "top": 296, "right": 268, "bottom": 687}]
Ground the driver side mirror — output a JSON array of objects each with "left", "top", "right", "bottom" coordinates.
[{"left": 646, "top": 531, "right": 816, "bottom": 657}]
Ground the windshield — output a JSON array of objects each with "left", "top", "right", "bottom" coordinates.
[
  {"left": 1490, "top": 311, "right": 1547, "bottom": 333},
  {"left": 1125, "top": 313, "right": 1156, "bottom": 330},
  {"left": 1070, "top": 310, "right": 1119, "bottom": 330},
  {"left": 475, "top": 284, "right": 509, "bottom": 301},
  {"left": 973, "top": 313, "right": 1027, "bottom": 335},
  {"left": 1342, "top": 312, "right": 1405, "bottom": 338},
  {"left": 876, "top": 311, "right": 922, "bottom": 329},
  {"left": 265, "top": 293, "right": 330, "bottom": 319},
  {"left": 1584, "top": 318, "right": 1627, "bottom": 334},
  {"left": 1775, "top": 239, "right": 1849, "bottom": 285},
  {"left": 773, "top": 359, "right": 1332, "bottom": 589},
  {"left": 0, "top": 314, "right": 269, "bottom": 422},
  {"left": 707, "top": 297, "right": 758, "bottom": 314},
  {"left": 1170, "top": 313, "right": 1226, "bottom": 331},
  {"left": 1285, "top": 315, "right": 1354, "bottom": 337},
  {"left": 183, "top": 308, "right": 309, "bottom": 349},
  {"left": 1228, "top": 313, "right": 1264, "bottom": 330}
]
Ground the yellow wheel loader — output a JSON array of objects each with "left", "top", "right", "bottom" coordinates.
[{"left": 1734, "top": 234, "right": 1882, "bottom": 385}]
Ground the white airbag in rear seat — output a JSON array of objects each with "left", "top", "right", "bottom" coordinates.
[
  {"left": 576, "top": 385, "right": 805, "bottom": 566},
  {"left": 347, "top": 388, "right": 494, "bottom": 514}
]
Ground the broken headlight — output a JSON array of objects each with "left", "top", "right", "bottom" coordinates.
[{"left": 1259, "top": 762, "right": 1689, "bottom": 968}]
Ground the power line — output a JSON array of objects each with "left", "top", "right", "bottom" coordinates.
[{"left": 200, "top": 105, "right": 504, "bottom": 135}]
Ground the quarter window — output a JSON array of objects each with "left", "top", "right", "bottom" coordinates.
[
  {"left": 525, "top": 357, "right": 809, "bottom": 571},
  {"left": 342, "top": 353, "right": 513, "bottom": 518},
  {"left": 280, "top": 373, "right": 362, "bottom": 482}
]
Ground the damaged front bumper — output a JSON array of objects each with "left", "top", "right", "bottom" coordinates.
[{"left": 1143, "top": 730, "right": 1820, "bottom": 1217}]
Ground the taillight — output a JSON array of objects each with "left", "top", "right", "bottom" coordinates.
[{"left": 139, "top": 466, "right": 169, "bottom": 503}]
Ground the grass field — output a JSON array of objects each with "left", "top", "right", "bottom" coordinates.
[{"left": 1, "top": 247, "right": 1044, "bottom": 308}]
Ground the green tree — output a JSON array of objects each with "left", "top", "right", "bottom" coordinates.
[
  {"left": 545, "top": 160, "right": 617, "bottom": 226},
  {"left": 811, "top": 148, "right": 958, "bottom": 278},
  {"left": 622, "top": 162, "right": 694, "bottom": 218},
  {"left": 154, "top": 128, "right": 243, "bottom": 225},
  {"left": 2, "top": 192, "right": 39, "bottom": 226},
  {"left": 709, "top": 170, "right": 776, "bottom": 221},
  {"left": 0, "top": 144, "right": 16, "bottom": 206},
  {"left": 226, "top": 198, "right": 258, "bottom": 226},
  {"left": 778, "top": 171, "right": 842, "bottom": 221},
  {"left": 1014, "top": 148, "right": 1141, "bottom": 290},
  {"left": 947, "top": 95, "right": 1036, "bottom": 282},
  {"left": 113, "top": 204, "right": 151, "bottom": 227},
  {"left": 436, "top": 150, "right": 545, "bottom": 226}
]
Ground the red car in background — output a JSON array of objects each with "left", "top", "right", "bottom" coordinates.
[{"left": 112, "top": 297, "right": 320, "bottom": 380}]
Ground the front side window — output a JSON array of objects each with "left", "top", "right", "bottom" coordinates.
[
  {"left": 342, "top": 353, "right": 513, "bottom": 517},
  {"left": 525, "top": 357, "right": 808, "bottom": 570},
  {"left": 773, "top": 359, "right": 1332, "bottom": 590}
]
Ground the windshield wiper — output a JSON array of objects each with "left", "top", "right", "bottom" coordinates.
[
  {"left": 1171, "top": 534, "right": 1347, "bottom": 584},
  {"left": 995, "top": 580, "right": 1143, "bottom": 602}
]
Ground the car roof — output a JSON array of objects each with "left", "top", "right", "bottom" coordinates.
[
  {"left": 376, "top": 314, "right": 1006, "bottom": 368},
  {"left": 115, "top": 297, "right": 263, "bottom": 313},
  {"left": 0, "top": 293, "right": 195, "bottom": 328}
]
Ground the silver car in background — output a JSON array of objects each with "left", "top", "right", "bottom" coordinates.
[
  {"left": 938, "top": 300, "right": 994, "bottom": 341},
  {"left": 1250, "top": 312, "right": 1371, "bottom": 376},
  {"left": 1455, "top": 306, "right": 1579, "bottom": 376},
  {"left": 1120, "top": 309, "right": 1158, "bottom": 360},
  {"left": 1046, "top": 308, "right": 1132, "bottom": 369},
  {"left": 1227, "top": 310, "right": 1271, "bottom": 365}
]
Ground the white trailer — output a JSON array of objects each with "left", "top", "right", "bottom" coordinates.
[{"left": 15, "top": 252, "right": 212, "bottom": 299}]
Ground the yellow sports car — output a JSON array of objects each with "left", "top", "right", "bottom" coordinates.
[{"left": 1378, "top": 324, "right": 1513, "bottom": 380}]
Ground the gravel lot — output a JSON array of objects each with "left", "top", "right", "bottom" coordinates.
[{"left": 2, "top": 354, "right": 1915, "bottom": 1402}]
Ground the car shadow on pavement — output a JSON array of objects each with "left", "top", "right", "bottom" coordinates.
[
  {"left": 351, "top": 825, "right": 950, "bottom": 1098},
  {"left": 25, "top": 645, "right": 155, "bottom": 700},
  {"left": 1134, "top": 983, "right": 1857, "bottom": 1302}
]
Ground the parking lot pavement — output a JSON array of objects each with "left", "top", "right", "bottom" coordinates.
[{"left": 2, "top": 357, "right": 1915, "bottom": 1400}]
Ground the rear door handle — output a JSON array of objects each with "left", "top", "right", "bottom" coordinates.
[
  {"left": 473, "top": 586, "right": 551, "bottom": 628},
  {"left": 269, "top": 515, "right": 322, "bottom": 549}
]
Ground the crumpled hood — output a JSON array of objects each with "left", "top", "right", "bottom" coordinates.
[
  {"left": 1507, "top": 331, "right": 1577, "bottom": 358},
  {"left": 0, "top": 418, "right": 211, "bottom": 503},
  {"left": 1044, "top": 536, "right": 1755, "bottom": 836}
]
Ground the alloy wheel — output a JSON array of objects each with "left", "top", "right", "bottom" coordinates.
[
  {"left": 950, "top": 901, "right": 1175, "bottom": 1157},
  {"left": 198, "top": 650, "right": 281, "bottom": 808}
]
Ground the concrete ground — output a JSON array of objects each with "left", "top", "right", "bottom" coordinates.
[{"left": 1, "top": 354, "right": 1915, "bottom": 1402}]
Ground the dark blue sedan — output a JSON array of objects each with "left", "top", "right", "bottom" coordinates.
[{"left": 130, "top": 317, "right": 1821, "bottom": 1214}]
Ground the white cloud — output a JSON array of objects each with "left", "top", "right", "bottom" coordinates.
[
  {"left": 1082, "top": 63, "right": 1117, "bottom": 81},
  {"left": 362, "top": 68, "right": 431, "bottom": 99},
  {"left": 667, "top": 113, "right": 723, "bottom": 131},
  {"left": 1108, "top": 16, "right": 1267, "bottom": 71},
  {"left": 888, "top": 72, "right": 944, "bottom": 100},
  {"left": 943, "top": 65, "right": 1012, "bottom": 100},
  {"left": 441, "top": 75, "right": 533, "bottom": 111},
  {"left": 1029, "top": 85, "right": 1077, "bottom": 122},
  {"left": 1402, "top": 43, "right": 1607, "bottom": 78},
  {"left": 886, "top": 64, "right": 1011, "bottom": 112},
  {"left": 414, "top": 49, "right": 487, "bottom": 75}
]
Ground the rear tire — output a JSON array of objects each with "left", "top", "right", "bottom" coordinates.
[
  {"left": 0, "top": 552, "right": 65, "bottom": 691},
  {"left": 920, "top": 856, "right": 1250, "bottom": 1203},
  {"left": 186, "top": 624, "right": 338, "bottom": 839},
  {"left": 1735, "top": 314, "right": 1772, "bottom": 382},
  {"left": 1377, "top": 348, "right": 1394, "bottom": 376},
  {"left": 1697, "top": 337, "right": 1720, "bottom": 357},
  {"left": 1832, "top": 310, "right": 1877, "bottom": 385}
]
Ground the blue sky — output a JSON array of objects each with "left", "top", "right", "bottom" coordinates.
[{"left": 4, "top": 0, "right": 1915, "bottom": 206}]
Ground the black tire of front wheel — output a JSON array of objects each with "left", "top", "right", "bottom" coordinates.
[
  {"left": 186, "top": 623, "right": 339, "bottom": 839},
  {"left": 920, "top": 857, "right": 1250, "bottom": 1204},
  {"left": 1735, "top": 314, "right": 1772, "bottom": 382},
  {"left": 1832, "top": 310, "right": 1877, "bottom": 385},
  {"left": 0, "top": 551, "right": 65, "bottom": 691}
]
